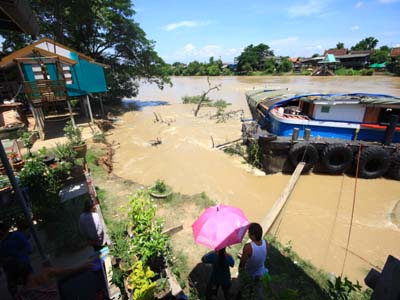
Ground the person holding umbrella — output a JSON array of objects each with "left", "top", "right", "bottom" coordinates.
[{"left": 201, "top": 247, "right": 235, "bottom": 300}]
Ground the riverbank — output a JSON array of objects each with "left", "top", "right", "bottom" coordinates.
[
  {"left": 104, "top": 76, "right": 400, "bottom": 285},
  {"left": 87, "top": 142, "right": 373, "bottom": 299}
]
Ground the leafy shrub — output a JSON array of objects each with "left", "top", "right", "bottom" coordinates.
[
  {"left": 327, "top": 276, "right": 361, "bottom": 300},
  {"left": 153, "top": 179, "right": 167, "bottom": 193},
  {"left": 360, "top": 69, "right": 374, "bottom": 76},
  {"left": 128, "top": 191, "right": 169, "bottom": 263},
  {"left": 64, "top": 121, "right": 84, "bottom": 146},
  {"left": 127, "top": 261, "right": 157, "bottom": 300}
]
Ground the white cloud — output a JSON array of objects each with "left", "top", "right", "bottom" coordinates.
[
  {"left": 169, "top": 43, "right": 241, "bottom": 63},
  {"left": 355, "top": 1, "right": 364, "bottom": 8},
  {"left": 378, "top": 0, "right": 400, "bottom": 3},
  {"left": 269, "top": 37, "right": 299, "bottom": 46},
  {"left": 350, "top": 25, "right": 360, "bottom": 31},
  {"left": 163, "top": 20, "right": 209, "bottom": 31},
  {"left": 288, "top": 0, "right": 328, "bottom": 17}
]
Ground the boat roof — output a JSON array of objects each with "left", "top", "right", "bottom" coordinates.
[{"left": 246, "top": 89, "right": 400, "bottom": 111}]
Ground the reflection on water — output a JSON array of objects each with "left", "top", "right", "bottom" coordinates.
[{"left": 112, "top": 76, "right": 400, "bottom": 283}]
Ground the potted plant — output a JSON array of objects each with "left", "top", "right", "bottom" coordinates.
[
  {"left": 21, "top": 131, "right": 34, "bottom": 157},
  {"left": 37, "top": 147, "right": 55, "bottom": 165},
  {"left": 0, "top": 161, "right": 6, "bottom": 175},
  {"left": 54, "top": 143, "right": 77, "bottom": 164},
  {"left": 0, "top": 174, "right": 13, "bottom": 206},
  {"left": 0, "top": 175, "right": 11, "bottom": 192},
  {"left": 64, "top": 121, "right": 86, "bottom": 158},
  {"left": 8, "top": 152, "right": 24, "bottom": 172},
  {"left": 149, "top": 180, "right": 172, "bottom": 199}
]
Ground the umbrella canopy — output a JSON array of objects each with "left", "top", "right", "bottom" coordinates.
[{"left": 192, "top": 204, "right": 250, "bottom": 250}]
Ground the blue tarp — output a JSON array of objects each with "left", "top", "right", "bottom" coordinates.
[{"left": 21, "top": 54, "right": 107, "bottom": 97}]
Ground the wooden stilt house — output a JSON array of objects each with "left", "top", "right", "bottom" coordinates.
[{"left": 0, "top": 38, "right": 109, "bottom": 139}]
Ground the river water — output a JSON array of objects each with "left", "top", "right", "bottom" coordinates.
[{"left": 111, "top": 76, "right": 400, "bottom": 283}]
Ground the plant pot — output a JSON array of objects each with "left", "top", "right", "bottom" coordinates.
[
  {"left": 70, "top": 165, "right": 84, "bottom": 178},
  {"left": 72, "top": 143, "right": 87, "bottom": 158},
  {"left": 42, "top": 155, "right": 56, "bottom": 165},
  {"left": 149, "top": 189, "right": 172, "bottom": 199},
  {"left": 12, "top": 160, "right": 25, "bottom": 172}
]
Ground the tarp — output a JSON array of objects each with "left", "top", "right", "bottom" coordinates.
[
  {"left": 246, "top": 90, "right": 400, "bottom": 112},
  {"left": 369, "top": 62, "right": 386, "bottom": 68},
  {"left": 318, "top": 54, "right": 338, "bottom": 64}
]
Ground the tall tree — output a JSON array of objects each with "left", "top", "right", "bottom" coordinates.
[
  {"left": 236, "top": 43, "right": 274, "bottom": 73},
  {"left": 351, "top": 37, "right": 379, "bottom": 51},
  {"left": 336, "top": 42, "right": 344, "bottom": 49},
  {"left": 0, "top": 0, "right": 170, "bottom": 103}
]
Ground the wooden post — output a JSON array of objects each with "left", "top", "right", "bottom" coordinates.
[
  {"left": 260, "top": 162, "right": 305, "bottom": 235},
  {"left": 99, "top": 95, "right": 105, "bottom": 118},
  {"left": 32, "top": 107, "right": 44, "bottom": 140},
  {"left": 86, "top": 95, "right": 94, "bottom": 124},
  {"left": 66, "top": 100, "right": 76, "bottom": 127}
]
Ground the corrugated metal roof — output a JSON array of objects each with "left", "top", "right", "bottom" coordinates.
[{"left": 390, "top": 47, "right": 400, "bottom": 58}]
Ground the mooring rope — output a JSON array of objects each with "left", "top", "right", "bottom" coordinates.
[
  {"left": 341, "top": 144, "right": 362, "bottom": 276},
  {"left": 323, "top": 173, "right": 346, "bottom": 269}
]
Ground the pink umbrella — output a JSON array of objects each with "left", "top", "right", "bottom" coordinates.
[{"left": 192, "top": 204, "right": 250, "bottom": 250}]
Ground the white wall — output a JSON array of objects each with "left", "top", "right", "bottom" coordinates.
[
  {"left": 313, "top": 104, "right": 365, "bottom": 122},
  {"left": 36, "top": 42, "right": 72, "bottom": 60}
]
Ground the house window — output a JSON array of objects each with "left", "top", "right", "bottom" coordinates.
[{"left": 321, "top": 106, "right": 330, "bottom": 113}]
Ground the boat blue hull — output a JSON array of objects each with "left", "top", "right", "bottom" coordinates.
[{"left": 269, "top": 116, "right": 400, "bottom": 143}]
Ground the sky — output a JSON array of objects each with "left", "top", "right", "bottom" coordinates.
[{"left": 133, "top": 0, "right": 400, "bottom": 63}]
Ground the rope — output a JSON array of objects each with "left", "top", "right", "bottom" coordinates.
[
  {"left": 341, "top": 144, "right": 362, "bottom": 276},
  {"left": 323, "top": 174, "right": 345, "bottom": 268}
]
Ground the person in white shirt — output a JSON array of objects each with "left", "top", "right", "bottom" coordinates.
[
  {"left": 238, "top": 223, "right": 269, "bottom": 300},
  {"left": 79, "top": 199, "right": 104, "bottom": 251}
]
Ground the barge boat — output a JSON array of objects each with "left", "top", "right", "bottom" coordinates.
[{"left": 245, "top": 89, "right": 400, "bottom": 179}]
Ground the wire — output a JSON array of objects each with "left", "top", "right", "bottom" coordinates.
[{"left": 341, "top": 144, "right": 362, "bottom": 276}]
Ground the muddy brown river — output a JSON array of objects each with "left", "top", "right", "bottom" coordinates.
[{"left": 111, "top": 76, "right": 400, "bottom": 283}]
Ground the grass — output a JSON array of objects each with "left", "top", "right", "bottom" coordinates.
[
  {"left": 86, "top": 147, "right": 107, "bottom": 179},
  {"left": 265, "top": 235, "right": 372, "bottom": 300}
]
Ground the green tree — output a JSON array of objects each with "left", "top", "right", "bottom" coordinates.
[
  {"left": 278, "top": 58, "right": 293, "bottom": 73},
  {"left": 236, "top": 43, "right": 274, "bottom": 73},
  {"left": 0, "top": 0, "right": 170, "bottom": 103},
  {"left": 351, "top": 37, "right": 379, "bottom": 50},
  {"left": 207, "top": 65, "right": 221, "bottom": 76},
  {"left": 264, "top": 58, "right": 276, "bottom": 73},
  {"left": 370, "top": 50, "right": 390, "bottom": 64},
  {"left": 380, "top": 45, "right": 391, "bottom": 52},
  {"left": 336, "top": 42, "right": 344, "bottom": 49},
  {"left": 312, "top": 53, "right": 320, "bottom": 58}
]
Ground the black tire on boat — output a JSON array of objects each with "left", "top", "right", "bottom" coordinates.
[
  {"left": 388, "top": 152, "right": 400, "bottom": 180},
  {"left": 259, "top": 134, "right": 277, "bottom": 143},
  {"left": 320, "top": 144, "right": 353, "bottom": 174},
  {"left": 357, "top": 146, "right": 390, "bottom": 179},
  {"left": 288, "top": 143, "right": 319, "bottom": 172}
]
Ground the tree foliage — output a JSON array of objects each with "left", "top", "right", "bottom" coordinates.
[
  {"left": 236, "top": 43, "right": 274, "bottom": 73},
  {"left": 0, "top": 0, "right": 170, "bottom": 103},
  {"left": 370, "top": 49, "right": 390, "bottom": 64},
  {"left": 336, "top": 42, "right": 344, "bottom": 49},
  {"left": 165, "top": 56, "right": 225, "bottom": 76},
  {"left": 351, "top": 37, "right": 379, "bottom": 51}
]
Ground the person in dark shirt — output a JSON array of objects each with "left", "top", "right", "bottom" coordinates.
[
  {"left": 201, "top": 247, "right": 234, "bottom": 300},
  {"left": 0, "top": 222, "right": 32, "bottom": 299}
]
